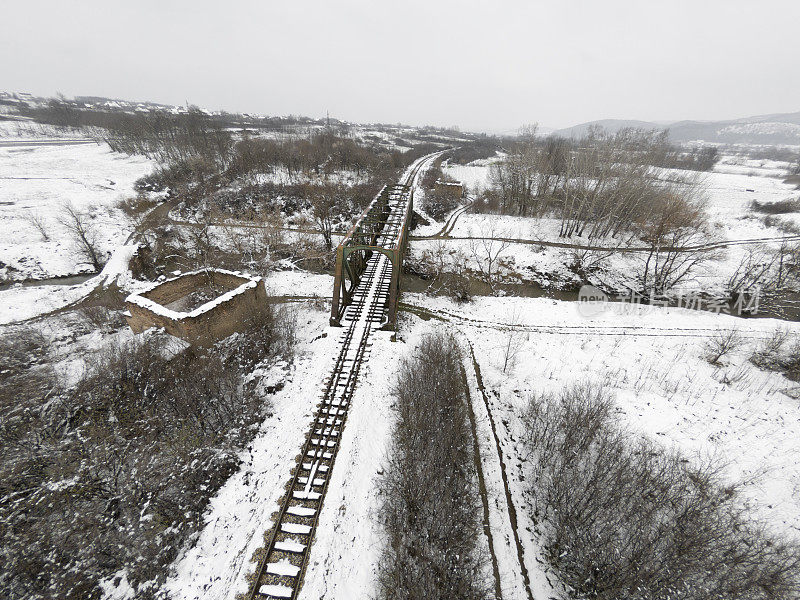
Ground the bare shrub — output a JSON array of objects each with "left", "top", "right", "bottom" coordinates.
[
  {"left": 778, "top": 341, "right": 800, "bottom": 381},
  {"left": 523, "top": 382, "right": 800, "bottom": 599},
  {"left": 220, "top": 209, "right": 285, "bottom": 275},
  {"left": 448, "top": 138, "right": 501, "bottom": 165},
  {"left": 58, "top": 201, "right": 105, "bottom": 271},
  {"left": 22, "top": 209, "right": 50, "bottom": 241},
  {"left": 99, "top": 108, "right": 234, "bottom": 167},
  {"left": 0, "top": 327, "right": 63, "bottom": 598},
  {"left": 443, "top": 269, "right": 474, "bottom": 303},
  {"left": 751, "top": 198, "right": 800, "bottom": 214},
  {"left": 0, "top": 305, "right": 295, "bottom": 598},
  {"left": 713, "top": 363, "right": 749, "bottom": 386},
  {"left": 727, "top": 244, "right": 782, "bottom": 293},
  {"left": 424, "top": 188, "right": 461, "bottom": 221},
  {"left": 117, "top": 194, "right": 159, "bottom": 220},
  {"left": 417, "top": 242, "right": 473, "bottom": 302},
  {"left": 0, "top": 325, "right": 50, "bottom": 379},
  {"left": 569, "top": 247, "right": 615, "bottom": 277},
  {"left": 498, "top": 309, "right": 526, "bottom": 373},
  {"left": 762, "top": 215, "right": 800, "bottom": 235},
  {"left": 703, "top": 328, "right": 744, "bottom": 365},
  {"left": 288, "top": 227, "right": 336, "bottom": 271},
  {"left": 78, "top": 305, "right": 126, "bottom": 332},
  {"left": 750, "top": 327, "right": 790, "bottom": 371},
  {"left": 217, "top": 303, "right": 297, "bottom": 372},
  {"left": 749, "top": 328, "right": 800, "bottom": 381},
  {"left": 377, "top": 332, "right": 489, "bottom": 600}
]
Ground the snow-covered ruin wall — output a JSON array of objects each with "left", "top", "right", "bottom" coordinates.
[
  {"left": 125, "top": 269, "right": 267, "bottom": 345},
  {"left": 434, "top": 179, "right": 464, "bottom": 198}
]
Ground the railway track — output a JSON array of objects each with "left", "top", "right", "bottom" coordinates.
[{"left": 245, "top": 155, "right": 432, "bottom": 600}]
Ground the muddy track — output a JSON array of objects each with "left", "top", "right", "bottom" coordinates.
[
  {"left": 468, "top": 343, "right": 535, "bottom": 600},
  {"left": 411, "top": 231, "right": 800, "bottom": 253},
  {"left": 461, "top": 363, "right": 503, "bottom": 600},
  {"left": 419, "top": 201, "right": 473, "bottom": 239},
  {"left": 400, "top": 301, "right": 779, "bottom": 339}
]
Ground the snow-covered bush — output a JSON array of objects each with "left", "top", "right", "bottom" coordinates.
[
  {"left": 750, "top": 198, "right": 800, "bottom": 214},
  {"left": 414, "top": 243, "right": 474, "bottom": 303},
  {"left": 424, "top": 188, "right": 461, "bottom": 221},
  {"left": 0, "top": 307, "right": 294, "bottom": 599},
  {"left": 790, "top": 156, "right": 800, "bottom": 176},
  {"left": 523, "top": 382, "right": 800, "bottom": 599},
  {"left": 749, "top": 327, "right": 800, "bottom": 381},
  {"left": 377, "top": 332, "right": 489, "bottom": 600},
  {"left": 702, "top": 328, "right": 744, "bottom": 365}
]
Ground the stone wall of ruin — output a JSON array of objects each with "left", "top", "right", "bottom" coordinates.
[{"left": 125, "top": 270, "right": 268, "bottom": 345}]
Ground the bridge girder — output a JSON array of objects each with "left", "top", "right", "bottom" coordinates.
[{"left": 330, "top": 184, "right": 413, "bottom": 328}]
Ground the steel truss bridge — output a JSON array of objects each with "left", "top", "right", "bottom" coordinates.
[{"left": 329, "top": 182, "right": 414, "bottom": 328}]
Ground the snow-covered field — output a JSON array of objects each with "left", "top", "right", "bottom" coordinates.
[
  {"left": 441, "top": 158, "right": 496, "bottom": 193},
  {"left": 434, "top": 156, "right": 800, "bottom": 293},
  {"left": 404, "top": 293, "right": 800, "bottom": 548},
  {"left": 0, "top": 119, "right": 92, "bottom": 142},
  {"left": 5, "top": 122, "right": 799, "bottom": 598},
  {"left": 0, "top": 139, "right": 154, "bottom": 282},
  {"left": 167, "top": 290, "right": 800, "bottom": 599}
]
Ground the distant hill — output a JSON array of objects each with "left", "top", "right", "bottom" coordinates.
[
  {"left": 552, "top": 111, "right": 800, "bottom": 146},
  {"left": 551, "top": 119, "right": 668, "bottom": 139}
]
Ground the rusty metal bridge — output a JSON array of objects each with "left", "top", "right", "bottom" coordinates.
[{"left": 329, "top": 182, "right": 415, "bottom": 328}]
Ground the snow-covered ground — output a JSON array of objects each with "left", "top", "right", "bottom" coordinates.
[
  {"left": 0, "top": 139, "right": 154, "bottom": 282},
  {"left": 164, "top": 305, "right": 339, "bottom": 600},
  {"left": 403, "top": 292, "right": 800, "bottom": 550},
  {"left": 0, "top": 243, "right": 143, "bottom": 325},
  {"left": 5, "top": 124, "right": 793, "bottom": 597},
  {"left": 0, "top": 120, "right": 91, "bottom": 141},
  {"left": 441, "top": 157, "right": 497, "bottom": 193},
  {"left": 167, "top": 286, "right": 800, "bottom": 599},
  {"left": 433, "top": 156, "right": 800, "bottom": 293},
  {"left": 156, "top": 152, "right": 800, "bottom": 600}
]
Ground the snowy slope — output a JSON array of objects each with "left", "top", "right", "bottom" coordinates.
[{"left": 0, "top": 141, "right": 154, "bottom": 281}]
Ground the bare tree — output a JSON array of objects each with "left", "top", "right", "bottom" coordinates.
[
  {"left": 58, "top": 202, "right": 104, "bottom": 271},
  {"left": 727, "top": 244, "right": 780, "bottom": 293},
  {"left": 22, "top": 209, "right": 50, "bottom": 241},
  {"left": 468, "top": 224, "right": 511, "bottom": 292},
  {"left": 305, "top": 182, "right": 349, "bottom": 251},
  {"left": 255, "top": 208, "right": 285, "bottom": 255},
  {"left": 185, "top": 211, "right": 218, "bottom": 276},
  {"left": 498, "top": 308, "right": 526, "bottom": 373},
  {"left": 635, "top": 186, "right": 712, "bottom": 294},
  {"left": 306, "top": 183, "right": 340, "bottom": 251}
]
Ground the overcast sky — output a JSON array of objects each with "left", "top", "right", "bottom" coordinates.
[{"left": 2, "top": 0, "right": 798, "bottom": 132}]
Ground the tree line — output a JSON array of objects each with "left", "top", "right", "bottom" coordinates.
[{"left": 479, "top": 125, "right": 716, "bottom": 238}]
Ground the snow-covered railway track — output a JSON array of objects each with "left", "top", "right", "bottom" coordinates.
[
  {"left": 247, "top": 255, "right": 391, "bottom": 600},
  {"left": 244, "top": 153, "right": 438, "bottom": 600}
]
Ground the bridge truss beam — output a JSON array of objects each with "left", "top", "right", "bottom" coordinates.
[{"left": 330, "top": 183, "right": 413, "bottom": 328}]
